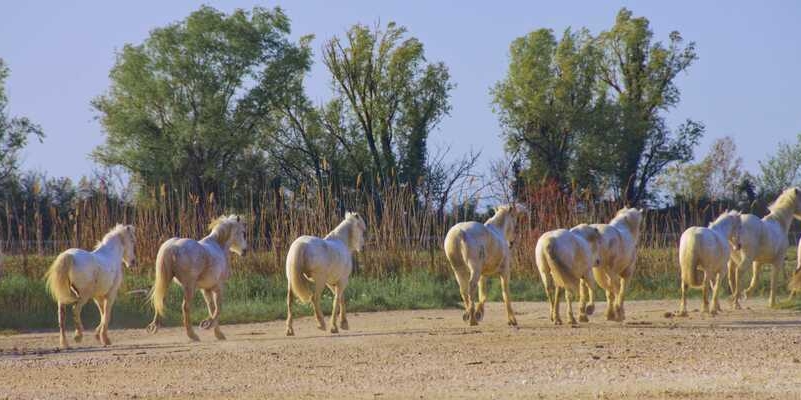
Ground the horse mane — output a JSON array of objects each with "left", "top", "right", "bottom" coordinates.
[
  {"left": 610, "top": 208, "right": 641, "bottom": 232},
  {"left": 709, "top": 210, "right": 740, "bottom": 228},
  {"left": 208, "top": 215, "right": 240, "bottom": 245},
  {"left": 94, "top": 224, "right": 130, "bottom": 250},
  {"left": 766, "top": 188, "right": 799, "bottom": 223},
  {"left": 325, "top": 212, "right": 365, "bottom": 242}
]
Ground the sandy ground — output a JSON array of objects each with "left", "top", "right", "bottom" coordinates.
[{"left": 2, "top": 299, "right": 801, "bottom": 399}]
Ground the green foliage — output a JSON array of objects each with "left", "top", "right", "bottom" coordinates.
[
  {"left": 92, "top": 6, "right": 307, "bottom": 195},
  {"left": 758, "top": 133, "right": 801, "bottom": 198},
  {"left": 595, "top": 8, "right": 703, "bottom": 204},
  {"left": 658, "top": 136, "right": 744, "bottom": 203},
  {"left": 492, "top": 28, "right": 601, "bottom": 190},
  {"left": 322, "top": 22, "right": 454, "bottom": 192},
  {"left": 0, "top": 58, "right": 44, "bottom": 190}
]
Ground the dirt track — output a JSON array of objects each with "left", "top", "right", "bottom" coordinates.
[{"left": 2, "top": 300, "right": 801, "bottom": 399}]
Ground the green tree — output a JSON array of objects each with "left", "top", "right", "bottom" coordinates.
[
  {"left": 758, "top": 133, "right": 801, "bottom": 198},
  {"left": 0, "top": 59, "right": 44, "bottom": 189},
  {"left": 322, "top": 22, "right": 454, "bottom": 193},
  {"left": 92, "top": 6, "right": 307, "bottom": 195},
  {"left": 657, "top": 136, "right": 743, "bottom": 202},
  {"left": 596, "top": 8, "right": 703, "bottom": 204},
  {"left": 492, "top": 28, "right": 600, "bottom": 191}
]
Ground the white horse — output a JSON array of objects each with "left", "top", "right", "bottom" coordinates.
[
  {"left": 678, "top": 210, "right": 742, "bottom": 317},
  {"left": 45, "top": 224, "right": 137, "bottom": 349},
  {"left": 443, "top": 204, "right": 527, "bottom": 327},
  {"left": 147, "top": 215, "right": 248, "bottom": 341},
  {"left": 728, "top": 188, "right": 801, "bottom": 308},
  {"left": 590, "top": 207, "right": 643, "bottom": 321},
  {"left": 285, "top": 212, "right": 367, "bottom": 336},
  {"left": 536, "top": 224, "right": 602, "bottom": 325}
]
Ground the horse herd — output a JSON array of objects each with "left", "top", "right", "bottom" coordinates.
[{"left": 40, "top": 188, "right": 801, "bottom": 349}]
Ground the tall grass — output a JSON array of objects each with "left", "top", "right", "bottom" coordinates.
[{"left": 0, "top": 182, "right": 797, "bottom": 331}]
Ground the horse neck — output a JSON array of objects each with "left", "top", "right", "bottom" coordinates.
[
  {"left": 205, "top": 226, "right": 231, "bottom": 249},
  {"left": 95, "top": 235, "right": 124, "bottom": 261},
  {"left": 325, "top": 221, "right": 352, "bottom": 248},
  {"left": 765, "top": 207, "right": 795, "bottom": 233},
  {"left": 710, "top": 217, "right": 735, "bottom": 238},
  {"left": 485, "top": 213, "right": 510, "bottom": 238}
]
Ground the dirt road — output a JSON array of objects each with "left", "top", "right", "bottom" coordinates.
[{"left": 2, "top": 300, "right": 801, "bottom": 399}]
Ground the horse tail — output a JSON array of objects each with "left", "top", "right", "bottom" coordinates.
[
  {"left": 287, "top": 241, "right": 313, "bottom": 304},
  {"left": 543, "top": 240, "right": 580, "bottom": 291},
  {"left": 150, "top": 242, "right": 175, "bottom": 318},
  {"left": 679, "top": 230, "right": 703, "bottom": 287},
  {"left": 45, "top": 252, "right": 77, "bottom": 304}
]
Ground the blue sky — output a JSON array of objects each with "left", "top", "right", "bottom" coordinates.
[{"left": 1, "top": 1, "right": 800, "bottom": 181}]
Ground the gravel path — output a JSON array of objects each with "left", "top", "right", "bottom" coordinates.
[{"left": 2, "top": 299, "right": 801, "bottom": 399}]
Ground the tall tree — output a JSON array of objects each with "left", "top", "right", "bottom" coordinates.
[
  {"left": 92, "top": 6, "right": 307, "bottom": 195},
  {"left": 322, "top": 22, "right": 454, "bottom": 193},
  {"left": 0, "top": 58, "right": 44, "bottom": 189},
  {"left": 492, "top": 28, "right": 600, "bottom": 191},
  {"left": 657, "top": 136, "right": 743, "bottom": 202},
  {"left": 758, "top": 133, "right": 801, "bottom": 198},
  {"left": 596, "top": 8, "right": 703, "bottom": 204}
]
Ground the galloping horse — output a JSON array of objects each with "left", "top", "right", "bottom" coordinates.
[
  {"left": 536, "top": 224, "right": 602, "bottom": 325},
  {"left": 728, "top": 188, "right": 801, "bottom": 308},
  {"left": 443, "top": 204, "right": 527, "bottom": 327},
  {"left": 147, "top": 215, "right": 248, "bottom": 341},
  {"left": 678, "top": 211, "right": 742, "bottom": 316},
  {"left": 45, "top": 224, "right": 137, "bottom": 348},
  {"left": 590, "top": 208, "right": 643, "bottom": 321},
  {"left": 285, "top": 212, "right": 367, "bottom": 336}
]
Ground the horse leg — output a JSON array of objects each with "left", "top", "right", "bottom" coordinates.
[
  {"left": 329, "top": 285, "right": 341, "bottom": 334},
  {"left": 500, "top": 270, "right": 517, "bottom": 327},
  {"left": 93, "top": 298, "right": 104, "bottom": 341},
  {"left": 578, "top": 279, "right": 590, "bottom": 323},
  {"left": 702, "top": 272, "right": 710, "bottom": 314},
  {"left": 286, "top": 287, "right": 295, "bottom": 336},
  {"left": 475, "top": 275, "right": 487, "bottom": 322},
  {"left": 711, "top": 272, "right": 722, "bottom": 316},
  {"left": 541, "top": 274, "right": 554, "bottom": 322},
  {"left": 211, "top": 287, "right": 225, "bottom": 340},
  {"left": 72, "top": 298, "right": 88, "bottom": 343},
  {"left": 454, "top": 268, "right": 470, "bottom": 322},
  {"left": 552, "top": 286, "right": 563, "bottom": 325},
  {"left": 744, "top": 262, "right": 762, "bottom": 299},
  {"left": 100, "top": 297, "right": 114, "bottom": 346},
  {"left": 339, "top": 282, "right": 349, "bottom": 330},
  {"left": 58, "top": 303, "right": 69, "bottom": 349},
  {"left": 311, "top": 281, "right": 326, "bottom": 331},
  {"left": 466, "top": 269, "right": 480, "bottom": 326},
  {"left": 615, "top": 275, "right": 629, "bottom": 321},
  {"left": 565, "top": 288, "right": 577, "bottom": 326},
  {"left": 199, "top": 289, "right": 215, "bottom": 330},
  {"left": 678, "top": 281, "right": 689, "bottom": 317},
  {"left": 769, "top": 257, "right": 782, "bottom": 308},
  {"left": 182, "top": 287, "right": 200, "bottom": 341},
  {"left": 584, "top": 279, "right": 595, "bottom": 316},
  {"left": 731, "top": 256, "right": 751, "bottom": 309}
]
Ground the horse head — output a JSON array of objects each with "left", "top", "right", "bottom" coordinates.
[{"left": 345, "top": 211, "right": 367, "bottom": 253}]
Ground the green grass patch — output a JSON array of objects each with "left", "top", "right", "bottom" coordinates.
[{"left": 2, "top": 246, "right": 799, "bottom": 331}]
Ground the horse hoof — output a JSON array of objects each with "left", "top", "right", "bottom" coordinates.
[
  {"left": 508, "top": 319, "right": 518, "bottom": 327},
  {"left": 199, "top": 319, "right": 213, "bottom": 330},
  {"left": 330, "top": 327, "right": 339, "bottom": 334},
  {"left": 677, "top": 311, "right": 689, "bottom": 318},
  {"left": 585, "top": 304, "right": 595, "bottom": 315},
  {"left": 469, "top": 319, "right": 478, "bottom": 327},
  {"left": 187, "top": 332, "right": 200, "bottom": 342},
  {"left": 475, "top": 311, "right": 484, "bottom": 322},
  {"left": 554, "top": 319, "right": 563, "bottom": 326},
  {"left": 340, "top": 321, "right": 349, "bottom": 330},
  {"left": 579, "top": 315, "right": 589, "bottom": 323},
  {"left": 214, "top": 331, "right": 226, "bottom": 341},
  {"left": 462, "top": 312, "right": 470, "bottom": 322},
  {"left": 146, "top": 323, "right": 159, "bottom": 334},
  {"left": 101, "top": 337, "right": 112, "bottom": 346},
  {"left": 73, "top": 334, "right": 83, "bottom": 343},
  {"left": 286, "top": 328, "right": 295, "bottom": 337},
  {"left": 317, "top": 324, "right": 326, "bottom": 331}
]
